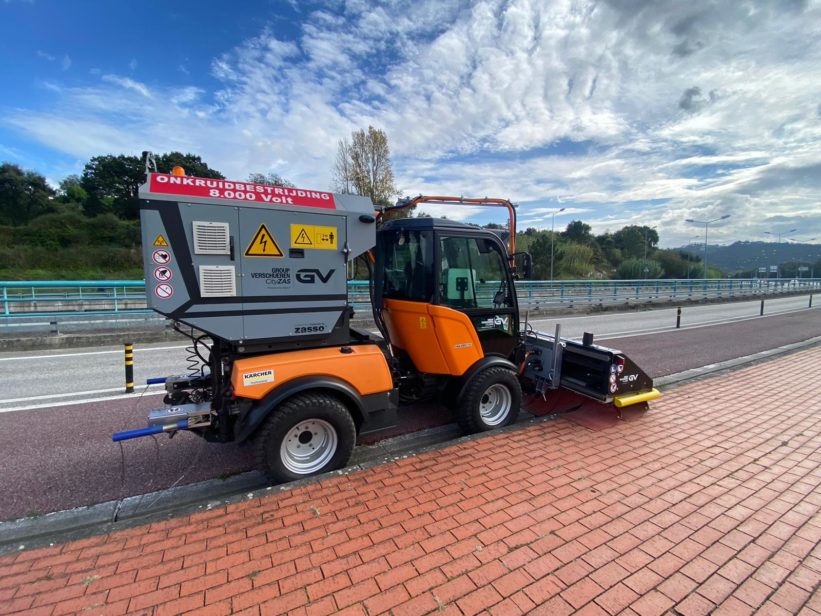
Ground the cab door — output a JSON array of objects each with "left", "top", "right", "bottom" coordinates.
[{"left": 435, "top": 234, "right": 519, "bottom": 358}]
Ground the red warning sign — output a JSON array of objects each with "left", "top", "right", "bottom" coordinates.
[{"left": 148, "top": 174, "right": 336, "bottom": 209}]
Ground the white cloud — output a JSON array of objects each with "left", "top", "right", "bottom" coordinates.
[
  {"left": 5, "top": 0, "right": 821, "bottom": 246},
  {"left": 34, "top": 49, "right": 71, "bottom": 71},
  {"left": 100, "top": 75, "right": 152, "bottom": 98}
]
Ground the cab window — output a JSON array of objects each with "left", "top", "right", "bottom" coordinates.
[
  {"left": 439, "top": 236, "right": 513, "bottom": 309},
  {"left": 380, "top": 229, "right": 434, "bottom": 302}
]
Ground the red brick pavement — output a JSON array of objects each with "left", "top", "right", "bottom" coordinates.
[{"left": 1, "top": 347, "right": 820, "bottom": 615}]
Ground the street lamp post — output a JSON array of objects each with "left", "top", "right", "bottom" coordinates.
[
  {"left": 685, "top": 215, "right": 731, "bottom": 281},
  {"left": 764, "top": 228, "right": 797, "bottom": 279},
  {"left": 549, "top": 207, "right": 566, "bottom": 282}
]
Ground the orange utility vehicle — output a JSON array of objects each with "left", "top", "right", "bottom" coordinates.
[{"left": 113, "top": 157, "right": 659, "bottom": 482}]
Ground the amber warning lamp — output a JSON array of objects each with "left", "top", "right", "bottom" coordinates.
[{"left": 171, "top": 165, "right": 186, "bottom": 177}]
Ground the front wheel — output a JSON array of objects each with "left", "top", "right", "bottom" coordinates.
[
  {"left": 457, "top": 366, "right": 522, "bottom": 434},
  {"left": 254, "top": 392, "right": 356, "bottom": 483}
]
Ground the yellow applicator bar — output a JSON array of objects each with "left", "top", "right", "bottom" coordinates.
[{"left": 614, "top": 388, "right": 661, "bottom": 408}]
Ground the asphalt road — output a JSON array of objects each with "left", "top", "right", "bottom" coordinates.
[
  {"left": 0, "top": 294, "right": 815, "bottom": 411},
  {"left": 0, "top": 300, "right": 818, "bottom": 522}
]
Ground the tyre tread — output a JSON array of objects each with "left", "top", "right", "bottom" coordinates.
[
  {"left": 253, "top": 392, "right": 355, "bottom": 483},
  {"left": 457, "top": 366, "right": 522, "bottom": 434}
]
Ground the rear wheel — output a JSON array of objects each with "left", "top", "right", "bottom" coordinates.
[
  {"left": 254, "top": 392, "right": 356, "bottom": 483},
  {"left": 457, "top": 366, "right": 522, "bottom": 433}
]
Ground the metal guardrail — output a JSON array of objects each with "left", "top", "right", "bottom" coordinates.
[
  {"left": 1, "top": 281, "right": 149, "bottom": 318},
  {"left": 1, "top": 278, "right": 819, "bottom": 319}
]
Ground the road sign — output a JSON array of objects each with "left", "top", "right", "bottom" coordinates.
[
  {"left": 798, "top": 266, "right": 809, "bottom": 272},
  {"left": 757, "top": 267, "right": 766, "bottom": 273},
  {"left": 769, "top": 265, "right": 778, "bottom": 273}
]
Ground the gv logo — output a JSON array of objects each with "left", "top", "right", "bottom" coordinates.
[{"left": 296, "top": 268, "right": 335, "bottom": 284}]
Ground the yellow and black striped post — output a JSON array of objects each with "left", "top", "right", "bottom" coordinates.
[{"left": 124, "top": 342, "right": 134, "bottom": 393}]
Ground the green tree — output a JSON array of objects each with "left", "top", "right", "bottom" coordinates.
[
  {"left": 247, "top": 172, "right": 294, "bottom": 187},
  {"left": 558, "top": 242, "right": 595, "bottom": 278},
  {"left": 613, "top": 226, "right": 658, "bottom": 260},
  {"left": 595, "top": 232, "right": 621, "bottom": 269},
  {"left": 81, "top": 154, "right": 144, "bottom": 218},
  {"left": 654, "top": 250, "right": 687, "bottom": 278},
  {"left": 332, "top": 126, "right": 397, "bottom": 206},
  {"left": 562, "top": 220, "right": 592, "bottom": 244},
  {"left": 54, "top": 174, "right": 87, "bottom": 216},
  {"left": 16, "top": 211, "right": 88, "bottom": 249},
  {"left": 0, "top": 163, "right": 56, "bottom": 226},
  {"left": 81, "top": 152, "right": 224, "bottom": 219},
  {"left": 528, "top": 233, "right": 554, "bottom": 279},
  {"left": 156, "top": 152, "right": 224, "bottom": 179},
  {"left": 617, "top": 258, "right": 663, "bottom": 279}
]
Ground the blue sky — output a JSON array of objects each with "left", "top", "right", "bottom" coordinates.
[{"left": 2, "top": 0, "right": 820, "bottom": 247}]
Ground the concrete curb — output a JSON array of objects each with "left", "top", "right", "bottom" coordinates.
[{"left": 1, "top": 334, "right": 819, "bottom": 555}]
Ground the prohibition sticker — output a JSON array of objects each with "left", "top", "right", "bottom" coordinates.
[
  {"left": 153, "top": 267, "right": 173, "bottom": 282},
  {"left": 152, "top": 234, "right": 169, "bottom": 247},
  {"left": 152, "top": 249, "right": 172, "bottom": 265},
  {"left": 155, "top": 283, "right": 174, "bottom": 299}
]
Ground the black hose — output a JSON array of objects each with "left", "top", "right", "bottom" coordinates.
[{"left": 364, "top": 254, "right": 390, "bottom": 343}]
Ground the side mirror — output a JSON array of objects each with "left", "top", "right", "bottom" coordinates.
[{"left": 513, "top": 252, "right": 534, "bottom": 279}]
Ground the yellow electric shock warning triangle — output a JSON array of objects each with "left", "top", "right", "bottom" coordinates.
[
  {"left": 245, "top": 224, "right": 284, "bottom": 257},
  {"left": 293, "top": 228, "right": 313, "bottom": 245},
  {"left": 152, "top": 234, "right": 168, "bottom": 247}
]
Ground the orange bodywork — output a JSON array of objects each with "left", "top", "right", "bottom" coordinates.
[
  {"left": 381, "top": 299, "right": 483, "bottom": 376},
  {"left": 231, "top": 344, "right": 393, "bottom": 400}
]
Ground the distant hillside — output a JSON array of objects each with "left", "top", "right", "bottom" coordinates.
[{"left": 677, "top": 241, "right": 821, "bottom": 274}]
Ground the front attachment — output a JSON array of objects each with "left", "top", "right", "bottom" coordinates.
[{"left": 519, "top": 328, "right": 659, "bottom": 416}]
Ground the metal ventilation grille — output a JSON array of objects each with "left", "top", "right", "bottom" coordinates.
[
  {"left": 193, "top": 221, "right": 230, "bottom": 255},
  {"left": 198, "top": 265, "right": 236, "bottom": 297}
]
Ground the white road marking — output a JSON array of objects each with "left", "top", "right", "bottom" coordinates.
[
  {"left": 0, "top": 345, "right": 189, "bottom": 362},
  {"left": 0, "top": 391, "right": 166, "bottom": 414},
  {"left": 1, "top": 385, "right": 165, "bottom": 405},
  {"left": 529, "top": 306, "right": 815, "bottom": 340}
]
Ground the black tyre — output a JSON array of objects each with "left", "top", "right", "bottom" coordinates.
[
  {"left": 254, "top": 392, "right": 356, "bottom": 483},
  {"left": 457, "top": 366, "right": 522, "bottom": 434}
]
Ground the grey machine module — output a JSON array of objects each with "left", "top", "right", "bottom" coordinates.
[{"left": 139, "top": 172, "right": 377, "bottom": 348}]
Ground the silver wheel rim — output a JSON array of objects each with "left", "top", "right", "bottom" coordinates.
[
  {"left": 280, "top": 419, "right": 338, "bottom": 474},
  {"left": 479, "top": 383, "right": 512, "bottom": 426}
]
